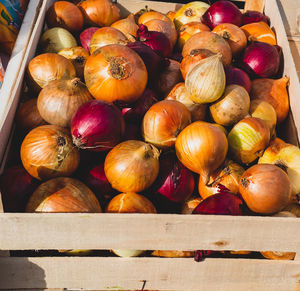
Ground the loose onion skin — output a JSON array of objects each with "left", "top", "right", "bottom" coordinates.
[
  {"left": 27, "top": 53, "right": 76, "bottom": 93},
  {"left": 104, "top": 140, "right": 160, "bottom": 193},
  {"left": 46, "top": 1, "right": 84, "bottom": 33},
  {"left": 175, "top": 121, "right": 228, "bottom": 185},
  {"left": 26, "top": 177, "right": 101, "bottom": 213},
  {"left": 84, "top": 44, "right": 148, "bottom": 104},
  {"left": 239, "top": 164, "right": 292, "bottom": 214},
  {"left": 80, "top": 27, "right": 99, "bottom": 51},
  {"left": 37, "top": 78, "right": 93, "bottom": 128},
  {"left": 142, "top": 100, "right": 191, "bottom": 149},
  {"left": 111, "top": 13, "right": 138, "bottom": 41},
  {"left": 225, "top": 66, "right": 251, "bottom": 93},
  {"left": 21, "top": 125, "right": 80, "bottom": 180}
]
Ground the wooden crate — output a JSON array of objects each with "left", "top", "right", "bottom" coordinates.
[{"left": 0, "top": 0, "right": 299, "bottom": 290}]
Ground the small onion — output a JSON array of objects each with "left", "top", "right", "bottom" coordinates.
[
  {"left": 181, "top": 196, "right": 202, "bottom": 214},
  {"left": 21, "top": 125, "right": 80, "bottom": 180},
  {"left": 142, "top": 100, "right": 191, "bottom": 149},
  {"left": 225, "top": 66, "right": 251, "bottom": 93},
  {"left": 104, "top": 140, "right": 160, "bottom": 193},
  {"left": 37, "top": 78, "right": 93, "bottom": 128},
  {"left": 111, "top": 13, "right": 138, "bottom": 42},
  {"left": 239, "top": 164, "right": 292, "bottom": 214},
  {"left": 80, "top": 27, "right": 99, "bottom": 51},
  {"left": 39, "top": 27, "right": 77, "bottom": 54},
  {"left": 175, "top": 121, "right": 228, "bottom": 185}
]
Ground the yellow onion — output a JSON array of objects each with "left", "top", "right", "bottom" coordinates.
[
  {"left": 39, "top": 27, "right": 77, "bottom": 54},
  {"left": 228, "top": 117, "right": 270, "bottom": 165},
  {"left": 212, "top": 123, "right": 228, "bottom": 136},
  {"left": 209, "top": 84, "right": 250, "bottom": 126},
  {"left": 181, "top": 196, "right": 202, "bottom": 214},
  {"left": 175, "top": 121, "right": 228, "bottom": 185},
  {"left": 167, "top": 11, "right": 176, "bottom": 21},
  {"left": 258, "top": 138, "right": 300, "bottom": 196},
  {"left": 165, "top": 82, "right": 206, "bottom": 122},
  {"left": 250, "top": 100, "right": 277, "bottom": 138},
  {"left": 185, "top": 53, "right": 225, "bottom": 104},
  {"left": 138, "top": 11, "right": 171, "bottom": 25},
  {"left": 173, "top": 1, "right": 210, "bottom": 29},
  {"left": 111, "top": 14, "right": 138, "bottom": 42},
  {"left": 104, "top": 140, "right": 160, "bottom": 192}
]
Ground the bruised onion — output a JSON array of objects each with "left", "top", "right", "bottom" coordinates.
[
  {"left": 142, "top": 100, "right": 191, "bottom": 149},
  {"left": 175, "top": 121, "right": 228, "bottom": 185},
  {"left": 80, "top": 27, "right": 99, "bottom": 51},
  {"left": 242, "top": 11, "right": 270, "bottom": 25},
  {"left": 239, "top": 164, "right": 292, "bottom": 214},
  {"left": 21, "top": 125, "right": 80, "bottom": 180},
  {"left": 71, "top": 100, "right": 125, "bottom": 151},
  {"left": 111, "top": 14, "right": 138, "bottom": 41},
  {"left": 104, "top": 140, "right": 160, "bottom": 193},
  {"left": 225, "top": 66, "right": 251, "bottom": 93}
]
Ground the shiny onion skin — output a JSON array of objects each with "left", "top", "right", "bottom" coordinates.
[
  {"left": 104, "top": 140, "right": 160, "bottom": 193},
  {"left": 138, "top": 11, "right": 171, "bottom": 25},
  {"left": 175, "top": 121, "right": 228, "bottom": 185},
  {"left": 71, "top": 100, "right": 125, "bottom": 152},
  {"left": 80, "top": 27, "right": 99, "bottom": 51},
  {"left": 239, "top": 164, "right": 292, "bottom": 214},
  {"left": 26, "top": 177, "right": 101, "bottom": 213},
  {"left": 21, "top": 125, "right": 80, "bottom": 180},
  {"left": 27, "top": 53, "right": 76, "bottom": 93},
  {"left": 84, "top": 44, "right": 147, "bottom": 104},
  {"left": 37, "top": 78, "right": 93, "bottom": 128},
  {"left": 225, "top": 66, "right": 251, "bottom": 93},
  {"left": 46, "top": 1, "right": 84, "bottom": 33},
  {"left": 242, "top": 10, "right": 270, "bottom": 25},
  {"left": 142, "top": 100, "right": 191, "bottom": 149}
]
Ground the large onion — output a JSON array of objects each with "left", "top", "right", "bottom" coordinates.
[
  {"left": 21, "top": 125, "right": 80, "bottom": 180},
  {"left": 71, "top": 100, "right": 125, "bottom": 152},
  {"left": 175, "top": 121, "right": 228, "bottom": 185},
  {"left": 104, "top": 140, "right": 160, "bottom": 193}
]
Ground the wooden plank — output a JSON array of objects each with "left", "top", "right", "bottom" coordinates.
[
  {"left": 0, "top": 257, "right": 299, "bottom": 290},
  {"left": 244, "top": 0, "right": 265, "bottom": 12},
  {"left": 0, "top": 213, "right": 299, "bottom": 252}
]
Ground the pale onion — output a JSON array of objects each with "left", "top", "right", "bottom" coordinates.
[
  {"left": 228, "top": 117, "right": 270, "bottom": 165},
  {"left": 165, "top": 82, "right": 206, "bottom": 122},
  {"left": 258, "top": 138, "right": 300, "bottom": 196},
  {"left": 39, "top": 27, "right": 77, "bottom": 54},
  {"left": 175, "top": 121, "right": 228, "bottom": 185},
  {"left": 111, "top": 14, "right": 138, "bottom": 42},
  {"left": 209, "top": 84, "right": 250, "bottom": 126},
  {"left": 185, "top": 53, "right": 225, "bottom": 104}
]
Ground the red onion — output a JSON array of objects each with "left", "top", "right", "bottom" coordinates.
[
  {"left": 123, "top": 122, "right": 142, "bottom": 141},
  {"left": 0, "top": 165, "right": 39, "bottom": 212},
  {"left": 80, "top": 27, "right": 99, "bottom": 51},
  {"left": 201, "top": 1, "right": 243, "bottom": 29},
  {"left": 152, "top": 152, "right": 195, "bottom": 203},
  {"left": 122, "top": 89, "right": 158, "bottom": 122},
  {"left": 137, "top": 24, "right": 172, "bottom": 58},
  {"left": 242, "top": 10, "right": 270, "bottom": 25},
  {"left": 225, "top": 66, "right": 252, "bottom": 93},
  {"left": 126, "top": 41, "right": 163, "bottom": 82},
  {"left": 239, "top": 42, "right": 280, "bottom": 78},
  {"left": 71, "top": 100, "right": 125, "bottom": 151}
]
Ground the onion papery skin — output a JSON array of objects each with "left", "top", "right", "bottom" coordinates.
[
  {"left": 182, "top": 31, "right": 232, "bottom": 66},
  {"left": 242, "top": 10, "right": 270, "bottom": 25},
  {"left": 78, "top": 0, "right": 120, "bottom": 27},
  {"left": 37, "top": 78, "right": 93, "bottom": 128},
  {"left": 175, "top": 121, "right": 228, "bottom": 185},
  {"left": 151, "top": 152, "right": 195, "bottom": 203},
  {"left": 58, "top": 47, "right": 89, "bottom": 79},
  {"left": 165, "top": 82, "right": 206, "bottom": 122},
  {"left": 0, "top": 165, "right": 39, "bottom": 212},
  {"left": 104, "top": 140, "right": 160, "bottom": 193},
  {"left": 21, "top": 125, "right": 80, "bottom": 180},
  {"left": 26, "top": 177, "right": 101, "bottom": 212},
  {"left": 27, "top": 53, "right": 76, "bottom": 93},
  {"left": 225, "top": 66, "right": 251, "bottom": 93},
  {"left": 142, "top": 100, "right": 191, "bottom": 149},
  {"left": 80, "top": 27, "right": 99, "bottom": 51},
  {"left": 239, "top": 164, "right": 292, "bottom": 214},
  {"left": 228, "top": 117, "right": 270, "bottom": 165},
  {"left": 46, "top": 1, "right": 84, "bottom": 33},
  {"left": 138, "top": 11, "right": 171, "bottom": 25},
  {"left": 198, "top": 160, "right": 245, "bottom": 200},
  {"left": 251, "top": 77, "right": 289, "bottom": 123},
  {"left": 111, "top": 14, "right": 138, "bottom": 42},
  {"left": 181, "top": 196, "right": 202, "bottom": 214},
  {"left": 71, "top": 100, "right": 125, "bottom": 152},
  {"left": 39, "top": 27, "right": 77, "bottom": 54},
  {"left": 89, "top": 27, "right": 128, "bottom": 54},
  {"left": 209, "top": 84, "right": 250, "bottom": 126},
  {"left": 201, "top": 1, "right": 243, "bottom": 29},
  {"left": 239, "top": 42, "right": 280, "bottom": 78},
  {"left": 241, "top": 22, "right": 277, "bottom": 45},
  {"left": 258, "top": 138, "right": 300, "bottom": 196},
  {"left": 84, "top": 44, "right": 148, "bottom": 104}
]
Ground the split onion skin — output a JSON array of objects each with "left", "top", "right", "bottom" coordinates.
[
  {"left": 239, "top": 164, "right": 292, "bottom": 214},
  {"left": 21, "top": 125, "right": 80, "bottom": 180},
  {"left": 84, "top": 44, "right": 148, "bottom": 104}
]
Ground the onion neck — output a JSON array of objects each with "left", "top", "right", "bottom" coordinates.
[
  {"left": 135, "top": 144, "right": 160, "bottom": 160},
  {"left": 109, "top": 57, "right": 131, "bottom": 80},
  {"left": 184, "top": 8, "right": 194, "bottom": 17},
  {"left": 70, "top": 78, "right": 82, "bottom": 88}
]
